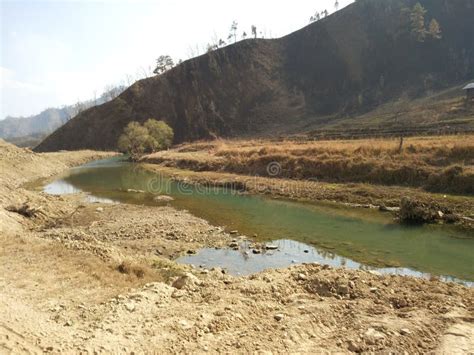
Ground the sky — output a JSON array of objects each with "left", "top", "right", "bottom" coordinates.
[{"left": 0, "top": 0, "right": 353, "bottom": 119}]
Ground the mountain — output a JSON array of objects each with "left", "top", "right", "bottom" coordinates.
[
  {"left": 2, "top": 86, "right": 126, "bottom": 147},
  {"left": 35, "top": 0, "right": 474, "bottom": 152},
  {"left": 0, "top": 107, "right": 71, "bottom": 144}
]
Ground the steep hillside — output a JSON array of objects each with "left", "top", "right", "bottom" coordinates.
[{"left": 36, "top": 0, "right": 474, "bottom": 152}]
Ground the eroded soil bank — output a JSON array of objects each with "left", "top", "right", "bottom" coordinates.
[{"left": 1, "top": 140, "right": 473, "bottom": 353}]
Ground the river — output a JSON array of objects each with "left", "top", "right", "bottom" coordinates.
[{"left": 40, "top": 156, "right": 474, "bottom": 284}]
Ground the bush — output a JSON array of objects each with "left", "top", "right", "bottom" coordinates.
[{"left": 117, "top": 119, "right": 174, "bottom": 160}]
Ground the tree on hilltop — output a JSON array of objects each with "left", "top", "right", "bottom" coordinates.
[{"left": 153, "top": 55, "right": 174, "bottom": 75}]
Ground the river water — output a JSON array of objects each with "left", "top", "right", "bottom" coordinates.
[{"left": 40, "top": 156, "right": 474, "bottom": 284}]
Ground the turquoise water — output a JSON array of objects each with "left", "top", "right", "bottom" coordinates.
[{"left": 42, "top": 156, "right": 474, "bottom": 283}]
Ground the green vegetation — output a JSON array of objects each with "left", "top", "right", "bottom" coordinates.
[{"left": 118, "top": 119, "right": 173, "bottom": 160}]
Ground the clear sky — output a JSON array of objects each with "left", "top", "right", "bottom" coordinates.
[{"left": 0, "top": 0, "right": 353, "bottom": 119}]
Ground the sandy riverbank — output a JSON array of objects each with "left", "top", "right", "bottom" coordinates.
[{"left": 1, "top": 139, "right": 473, "bottom": 353}]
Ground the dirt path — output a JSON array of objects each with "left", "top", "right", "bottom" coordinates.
[{"left": 1, "top": 139, "right": 473, "bottom": 353}]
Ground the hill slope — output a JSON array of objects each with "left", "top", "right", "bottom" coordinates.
[{"left": 36, "top": 0, "right": 474, "bottom": 152}]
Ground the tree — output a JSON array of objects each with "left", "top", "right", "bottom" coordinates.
[
  {"left": 117, "top": 122, "right": 151, "bottom": 160},
  {"left": 153, "top": 55, "right": 174, "bottom": 75},
  {"left": 230, "top": 21, "right": 238, "bottom": 43},
  {"left": 242, "top": 31, "right": 247, "bottom": 40},
  {"left": 335, "top": 0, "right": 339, "bottom": 10},
  {"left": 144, "top": 119, "right": 174, "bottom": 151},
  {"left": 428, "top": 19, "right": 442, "bottom": 39},
  {"left": 117, "top": 119, "right": 174, "bottom": 160},
  {"left": 251, "top": 25, "right": 257, "bottom": 39},
  {"left": 410, "top": 3, "right": 427, "bottom": 42},
  {"left": 218, "top": 39, "right": 226, "bottom": 47}
]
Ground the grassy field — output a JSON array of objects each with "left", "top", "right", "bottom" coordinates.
[{"left": 143, "top": 135, "right": 474, "bottom": 195}]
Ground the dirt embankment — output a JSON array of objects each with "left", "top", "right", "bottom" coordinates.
[{"left": 1, "top": 139, "right": 473, "bottom": 353}]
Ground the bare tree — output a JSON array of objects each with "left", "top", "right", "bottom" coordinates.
[
  {"left": 251, "top": 25, "right": 257, "bottom": 39},
  {"left": 102, "top": 85, "right": 125, "bottom": 101},
  {"left": 335, "top": 0, "right": 339, "bottom": 10},
  {"left": 230, "top": 21, "right": 238, "bottom": 43},
  {"left": 153, "top": 55, "right": 174, "bottom": 75}
]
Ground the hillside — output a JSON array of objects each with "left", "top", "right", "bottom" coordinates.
[{"left": 36, "top": 0, "right": 474, "bottom": 152}]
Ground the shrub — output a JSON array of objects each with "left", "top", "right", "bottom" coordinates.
[{"left": 118, "top": 119, "right": 173, "bottom": 160}]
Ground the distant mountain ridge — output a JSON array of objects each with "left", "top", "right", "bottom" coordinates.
[
  {"left": 1, "top": 86, "right": 126, "bottom": 146},
  {"left": 36, "top": 0, "right": 474, "bottom": 152}
]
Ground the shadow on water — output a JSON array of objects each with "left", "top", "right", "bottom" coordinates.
[{"left": 42, "top": 156, "right": 474, "bottom": 284}]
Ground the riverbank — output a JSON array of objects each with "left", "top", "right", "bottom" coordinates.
[
  {"left": 140, "top": 137, "right": 474, "bottom": 228},
  {"left": 1, "top": 139, "right": 473, "bottom": 353}
]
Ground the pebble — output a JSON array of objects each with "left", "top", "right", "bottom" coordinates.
[
  {"left": 297, "top": 273, "right": 307, "bottom": 281},
  {"left": 265, "top": 245, "right": 278, "bottom": 250},
  {"left": 125, "top": 303, "right": 136, "bottom": 312},
  {"left": 274, "top": 314, "right": 284, "bottom": 321},
  {"left": 400, "top": 328, "right": 411, "bottom": 335},
  {"left": 96, "top": 207, "right": 104, "bottom": 212},
  {"left": 364, "top": 328, "right": 385, "bottom": 345}
]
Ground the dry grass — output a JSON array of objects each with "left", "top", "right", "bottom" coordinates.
[{"left": 144, "top": 135, "right": 474, "bottom": 195}]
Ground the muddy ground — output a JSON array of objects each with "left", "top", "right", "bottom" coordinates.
[{"left": 1, "top": 140, "right": 473, "bottom": 353}]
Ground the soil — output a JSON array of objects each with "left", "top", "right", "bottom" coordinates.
[{"left": 1, "top": 139, "right": 473, "bottom": 353}]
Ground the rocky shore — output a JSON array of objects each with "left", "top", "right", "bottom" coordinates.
[{"left": 1, "top": 139, "right": 473, "bottom": 353}]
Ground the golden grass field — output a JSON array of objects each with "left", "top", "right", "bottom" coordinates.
[{"left": 144, "top": 135, "right": 474, "bottom": 195}]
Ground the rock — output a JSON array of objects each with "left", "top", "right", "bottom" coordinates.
[
  {"left": 154, "top": 195, "right": 174, "bottom": 202},
  {"left": 274, "top": 313, "right": 284, "bottom": 321},
  {"left": 364, "top": 328, "right": 385, "bottom": 345},
  {"left": 303, "top": 249, "right": 309, "bottom": 253},
  {"left": 172, "top": 273, "right": 200, "bottom": 290},
  {"left": 125, "top": 303, "right": 135, "bottom": 312},
  {"left": 347, "top": 341, "right": 362, "bottom": 352},
  {"left": 229, "top": 242, "right": 239, "bottom": 248},
  {"left": 337, "top": 283, "right": 350, "bottom": 295},
  {"left": 126, "top": 189, "right": 145, "bottom": 193},
  {"left": 400, "top": 328, "right": 411, "bottom": 335},
  {"left": 297, "top": 273, "right": 307, "bottom": 281},
  {"left": 369, "top": 287, "right": 378, "bottom": 293},
  {"left": 265, "top": 244, "right": 278, "bottom": 250},
  {"left": 229, "top": 230, "right": 238, "bottom": 235},
  {"left": 64, "top": 320, "right": 73, "bottom": 326},
  {"left": 437, "top": 210, "right": 444, "bottom": 218},
  {"left": 95, "top": 207, "right": 104, "bottom": 212},
  {"left": 252, "top": 249, "right": 261, "bottom": 254}
]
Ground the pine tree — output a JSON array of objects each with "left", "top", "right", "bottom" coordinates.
[
  {"left": 428, "top": 19, "right": 442, "bottom": 39},
  {"left": 410, "top": 3, "right": 427, "bottom": 42}
]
